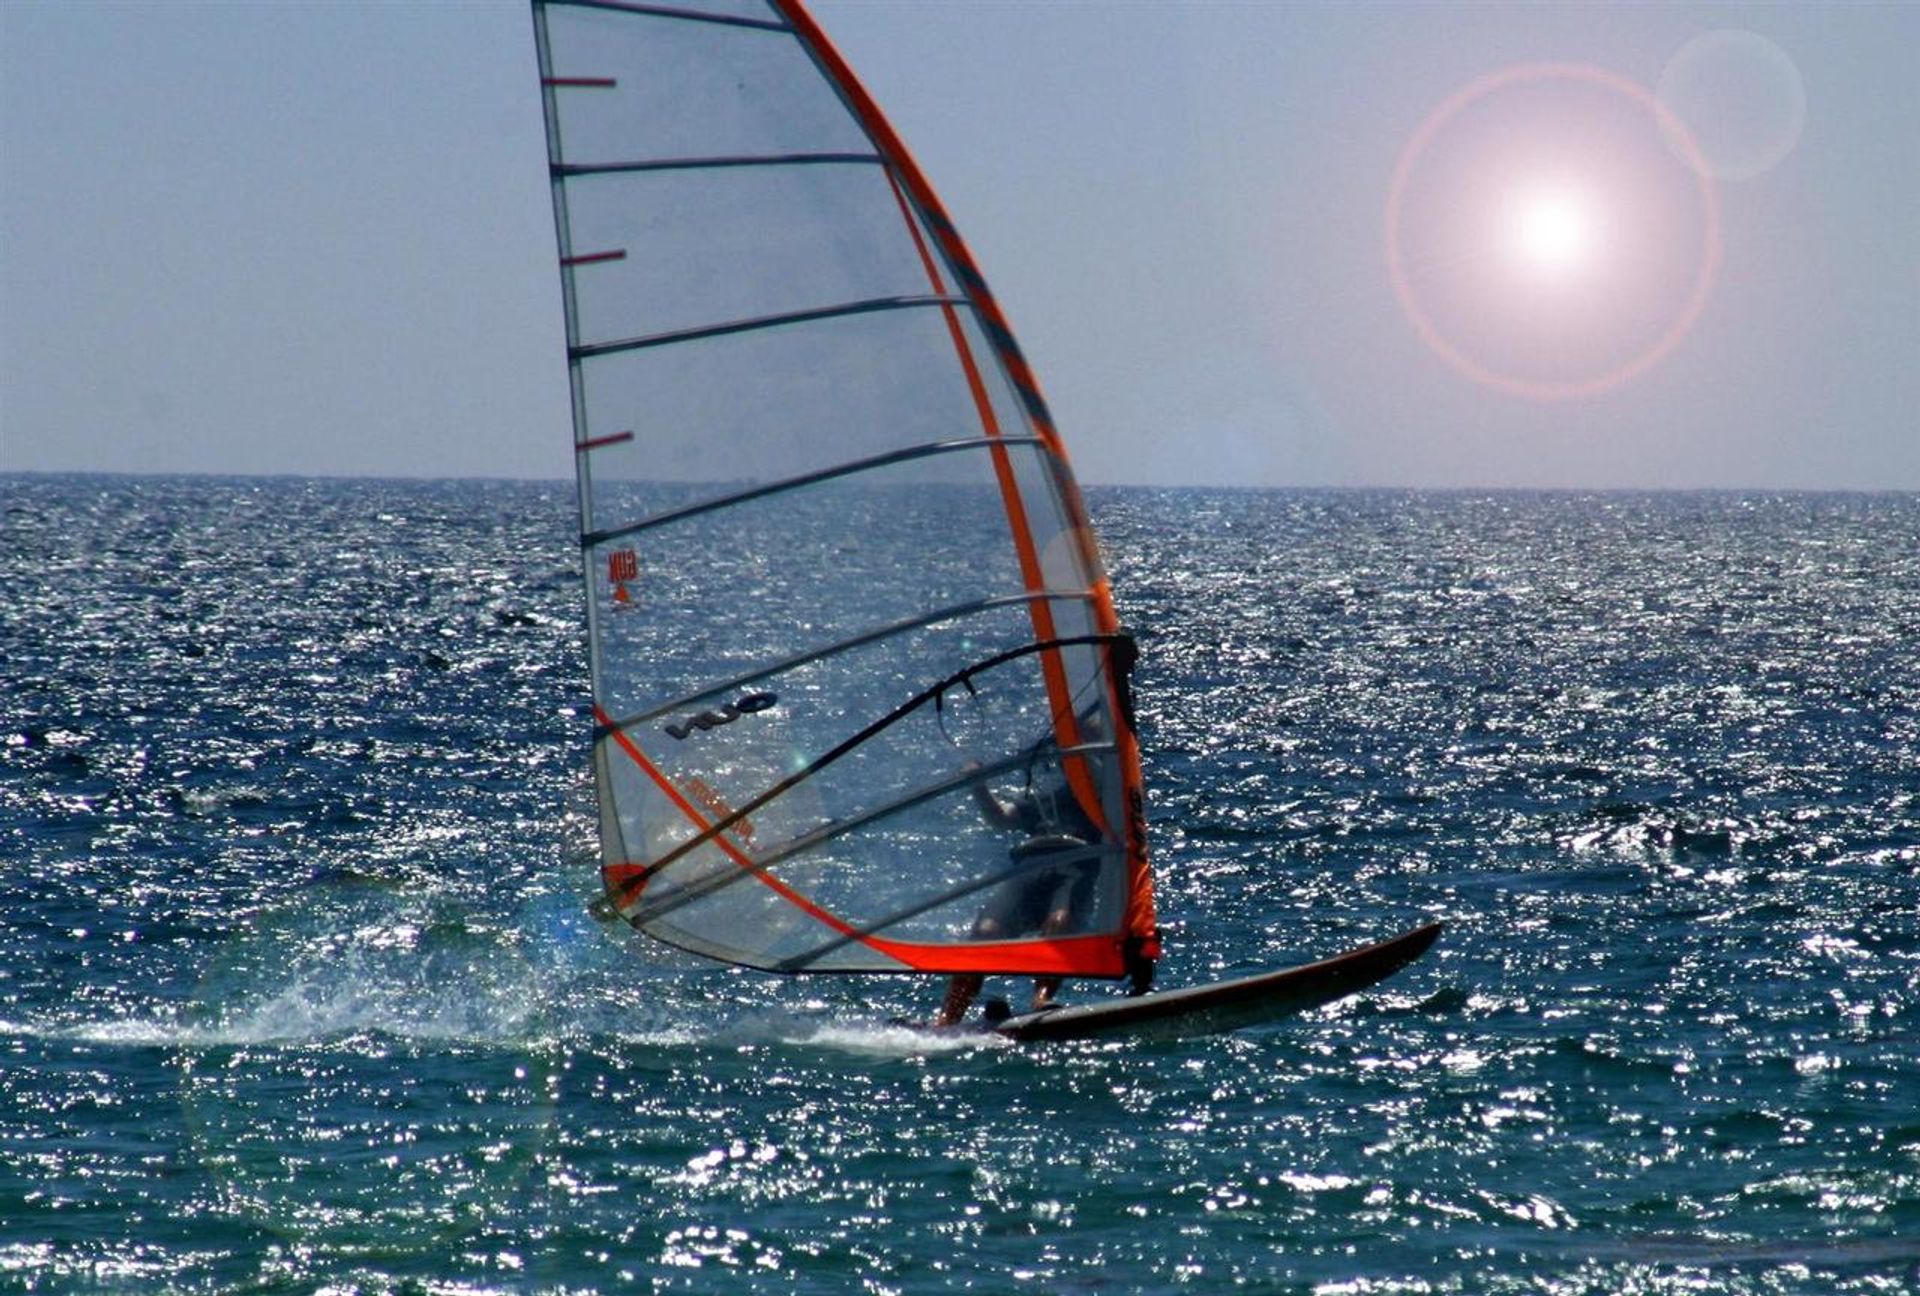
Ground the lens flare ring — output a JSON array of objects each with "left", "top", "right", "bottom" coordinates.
[{"left": 1386, "top": 63, "right": 1722, "bottom": 401}]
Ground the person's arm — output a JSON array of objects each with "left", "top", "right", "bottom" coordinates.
[
  {"left": 971, "top": 779, "right": 1025, "bottom": 830},
  {"left": 965, "top": 760, "right": 1027, "bottom": 830}
]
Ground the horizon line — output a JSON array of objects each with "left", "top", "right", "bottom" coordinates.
[{"left": 3, "top": 467, "right": 1916, "bottom": 498}]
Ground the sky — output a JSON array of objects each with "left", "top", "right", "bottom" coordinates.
[{"left": 2, "top": 1, "right": 1915, "bottom": 490}]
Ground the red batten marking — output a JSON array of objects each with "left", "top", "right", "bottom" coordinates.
[
  {"left": 576, "top": 431, "right": 635, "bottom": 452},
  {"left": 543, "top": 77, "right": 618, "bottom": 88},
  {"left": 561, "top": 249, "right": 627, "bottom": 267}
]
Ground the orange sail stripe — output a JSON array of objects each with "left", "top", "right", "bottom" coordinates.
[
  {"left": 594, "top": 706, "right": 758, "bottom": 877},
  {"left": 865, "top": 932, "right": 1125, "bottom": 978},
  {"left": 595, "top": 707, "right": 893, "bottom": 956}
]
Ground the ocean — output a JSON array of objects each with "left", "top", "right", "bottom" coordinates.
[{"left": 2, "top": 474, "right": 1915, "bottom": 1293}]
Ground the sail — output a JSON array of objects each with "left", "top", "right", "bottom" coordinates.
[{"left": 534, "top": 0, "right": 1156, "bottom": 977}]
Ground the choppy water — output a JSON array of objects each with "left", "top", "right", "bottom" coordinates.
[{"left": 2, "top": 474, "right": 1916, "bottom": 1294}]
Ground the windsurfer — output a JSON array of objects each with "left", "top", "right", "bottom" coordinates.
[
  {"left": 933, "top": 757, "right": 1104, "bottom": 1027},
  {"left": 934, "top": 637, "right": 1155, "bottom": 1027}
]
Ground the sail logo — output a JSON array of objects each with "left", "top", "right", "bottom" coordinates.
[
  {"left": 607, "top": 547, "right": 639, "bottom": 607},
  {"left": 663, "top": 691, "right": 777, "bottom": 742}
]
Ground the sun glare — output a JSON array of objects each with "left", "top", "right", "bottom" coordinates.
[
  {"left": 1512, "top": 189, "right": 1595, "bottom": 277},
  {"left": 1384, "top": 62, "right": 1721, "bottom": 400}
]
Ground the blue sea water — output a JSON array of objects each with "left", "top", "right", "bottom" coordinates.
[{"left": 2, "top": 474, "right": 1916, "bottom": 1294}]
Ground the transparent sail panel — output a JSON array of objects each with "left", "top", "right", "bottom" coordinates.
[
  {"left": 563, "top": 164, "right": 925, "bottom": 350},
  {"left": 571, "top": 306, "right": 1034, "bottom": 512},
  {"left": 599, "top": 644, "right": 1128, "bottom": 973},
  {"left": 589, "top": 466, "right": 1034, "bottom": 711},
  {"left": 542, "top": 6, "right": 863, "bottom": 164},
  {"left": 537, "top": 0, "right": 1152, "bottom": 977}
]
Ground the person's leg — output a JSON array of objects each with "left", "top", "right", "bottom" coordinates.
[
  {"left": 934, "top": 902, "right": 1011, "bottom": 1026},
  {"left": 1029, "top": 896, "right": 1076, "bottom": 1010},
  {"left": 936, "top": 973, "right": 983, "bottom": 1027}
]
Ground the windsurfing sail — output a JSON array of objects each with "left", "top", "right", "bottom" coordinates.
[{"left": 534, "top": 0, "right": 1157, "bottom": 978}]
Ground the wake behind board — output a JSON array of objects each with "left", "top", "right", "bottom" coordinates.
[{"left": 991, "top": 922, "right": 1442, "bottom": 1043}]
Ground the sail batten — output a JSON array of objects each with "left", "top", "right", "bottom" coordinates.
[
  {"left": 556, "top": 152, "right": 885, "bottom": 177},
  {"left": 582, "top": 435, "right": 1048, "bottom": 547},
  {"left": 595, "top": 587, "right": 1100, "bottom": 737},
  {"left": 539, "top": 0, "right": 1157, "bottom": 979},
  {"left": 568, "top": 294, "right": 972, "bottom": 360}
]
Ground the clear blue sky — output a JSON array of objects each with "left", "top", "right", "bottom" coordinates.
[{"left": 3, "top": 2, "right": 1915, "bottom": 489}]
